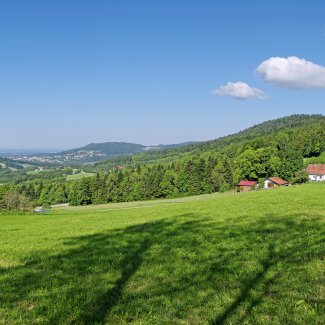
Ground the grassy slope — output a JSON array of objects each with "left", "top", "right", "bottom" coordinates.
[
  {"left": 66, "top": 172, "right": 96, "bottom": 181},
  {"left": 304, "top": 152, "right": 325, "bottom": 165},
  {"left": 0, "top": 183, "right": 324, "bottom": 324}
]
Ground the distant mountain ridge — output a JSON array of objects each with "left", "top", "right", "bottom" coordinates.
[
  {"left": 90, "top": 114, "right": 325, "bottom": 171},
  {"left": 0, "top": 141, "right": 199, "bottom": 166},
  {"left": 2, "top": 114, "right": 323, "bottom": 167},
  {"left": 59, "top": 142, "right": 145, "bottom": 157},
  {"left": 46, "top": 141, "right": 198, "bottom": 164},
  {"left": 59, "top": 141, "right": 198, "bottom": 155}
]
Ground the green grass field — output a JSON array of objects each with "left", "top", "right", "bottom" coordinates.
[
  {"left": 304, "top": 152, "right": 325, "bottom": 165},
  {"left": 66, "top": 171, "right": 96, "bottom": 181},
  {"left": 1, "top": 183, "right": 324, "bottom": 324},
  {"left": 26, "top": 169, "right": 50, "bottom": 175}
]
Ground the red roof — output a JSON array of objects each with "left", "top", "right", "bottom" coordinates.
[
  {"left": 307, "top": 164, "right": 325, "bottom": 176},
  {"left": 238, "top": 180, "right": 258, "bottom": 187},
  {"left": 268, "top": 177, "right": 289, "bottom": 185}
]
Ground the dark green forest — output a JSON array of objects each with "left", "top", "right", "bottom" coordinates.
[
  {"left": 0, "top": 115, "right": 324, "bottom": 209},
  {"left": 87, "top": 114, "right": 325, "bottom": 171}
]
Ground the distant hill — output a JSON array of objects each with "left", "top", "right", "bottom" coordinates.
[
  {"left": 60, "top": 141, "right": 199, "bottom": 155},
  {"left": 47, "top": 141, "right": 199, "bottom": 164},
  {"left": 0, "top": 141, "right": 199, "bottom": 166},
  {"left": 0, "top": 157, "right": 25, "bottom": 170},
  {"left": 59, "top": 142, "right": 145, "bottom": 157},
  {"left": 1, "top": 114, "right": 323, "bottom": 167},
  {"left": 1, "top": 114, "right": 324, "bottom": 189}
]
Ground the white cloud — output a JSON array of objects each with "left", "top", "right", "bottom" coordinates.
[
  {"left": 257, "top": 56, "right": 325, "bottom": 89},
  {"left": 213, "top": 81, "right": 266, "bottom": 100}
]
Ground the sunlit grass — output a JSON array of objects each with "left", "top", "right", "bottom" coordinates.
[
  {"left": 0, "top": 183, "right": 324, "bottom": 324},
  {"left": 66, "top": 171, "right": 96, "bottom": 181}
]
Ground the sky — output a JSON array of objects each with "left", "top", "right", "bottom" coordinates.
[{"left": 1, "top": 0, "right": 325, "bottom": 149}]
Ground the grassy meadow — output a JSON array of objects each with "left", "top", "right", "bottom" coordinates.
[
  {"left": 0, "top": 183, "right": 324, "bottom": 324},
  {"left": 66, "top": 171, "right": 96, "bottom": 181}
]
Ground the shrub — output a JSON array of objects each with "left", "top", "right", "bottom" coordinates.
[{"left": 293, "top": 170, "right": 309, "bottom": 184}]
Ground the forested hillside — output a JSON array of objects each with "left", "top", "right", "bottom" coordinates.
[
  {"left": 0, "top": 114, "right": 324, "bottom": 209},
  {"left": 59, "top": 141, "right": 198, "bottom": 158},
  {"left": 0, "top": 158, "right": 24, "bottom": 170},
  {"left": 90, "top": 114, "right": 325, "bottom": 171}
]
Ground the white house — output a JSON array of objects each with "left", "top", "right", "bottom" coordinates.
[
  {"left": 307, "top": 164, "right": 325, "bottom": 181},
  {"left": 264, "top": 177, "right": 289, "bottom": 189}
]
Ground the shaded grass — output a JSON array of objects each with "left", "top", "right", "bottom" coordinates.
[{"left": 0, "top": 183, "right": 324, "bottom": 324}]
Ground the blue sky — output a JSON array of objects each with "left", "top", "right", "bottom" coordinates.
[{"left": 1, "top": 0, "right": 325, "bottom": 149}]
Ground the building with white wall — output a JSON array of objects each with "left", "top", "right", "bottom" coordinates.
[
  {"left": 307, "top": 164, "right": 325, "bottom": 181},
  {"left": 264, "top": 177, "right": 289, "bottom": 189}
]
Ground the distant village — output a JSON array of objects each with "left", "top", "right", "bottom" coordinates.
[{"left": 3, "top": 150, "right": 107, "bottom": 165}]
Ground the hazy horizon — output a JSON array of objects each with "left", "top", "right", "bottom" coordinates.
[
  {"left": 1, "top": 1, "right": 325, "bottom": 149},
  {"left": 2, "top": 112, "right": 324, "bottom": 151}
]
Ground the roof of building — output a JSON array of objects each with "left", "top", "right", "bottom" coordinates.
[
  {"left": 268, "top": 177, "right": 289, "bottom": 185},
  {"left": 238, "top": 180, "right": 258, "bottom": 187},
  {"left": 307, "top": 164, "right": 325, "bottom": 176}
]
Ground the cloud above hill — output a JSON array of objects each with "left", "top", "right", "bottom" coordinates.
[
  {"left": 213, "top": 81, "right": 266, "bottom": 100},
  {"left": 257, "top": 56, "right": 325, "bottom": 89}
]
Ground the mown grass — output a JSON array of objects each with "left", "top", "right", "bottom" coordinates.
[
  {"left": 26, "top": 169, "right": 50, "bottom": 175},
  {"left": 0, "top": 183, "right": 324, "bottom": 324},
  {"left": 66, "top": 171, "right": 96, "bottom": 181}
]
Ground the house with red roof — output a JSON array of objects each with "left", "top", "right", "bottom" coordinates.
[
  {"left": 264, "top": 177, "right": 289, "bottom": 189},
  {"left": 237, "top": 180, "right": 258, "bottom": 192},
  {"left": 307, "top": 164, "right": 325, "bottom": 181}
]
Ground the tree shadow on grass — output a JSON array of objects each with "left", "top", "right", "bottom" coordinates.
[
  {"left": 210, "top": 213, "right": 325, "bottom": 325},
  {"left": 0, "top": 212, "right": 324, "bottom": 324},
  {"left": 80, "top": 236, "right": 151, "bottom": 323},
  {"left": 211, "top": 243, "right": 277, "bottom": 325},
  {"left": 1, "top": 217, "right": 208, "bottom": 324}
]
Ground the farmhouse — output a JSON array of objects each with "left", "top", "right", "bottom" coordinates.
[
  {"left": 237, "top": 180, "right": 258, "bottom": 192},
  {"left": 307, "top": 164, "right": 325, "bottom": 181},
  {"left": 264, "top": 177, "right": 289, "bottom": 189}
]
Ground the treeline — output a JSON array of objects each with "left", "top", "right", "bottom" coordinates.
[
  {"left": 1, "top": 115, "right": 324, "bottom": 209},
  {"left": 0, "top": 167, "right": 74, "bottom": 185},
  {"left": 88, "top": 114, "right": 325, "bottom": 172},
  {"left": 0, "top": 117, "right": 322, "bottom": 208},
  {"left": 0, "top": 158, "right": 24, "bottom": 170},
  {"left": 0, "top": 184, "right": 33, "bottom": 211}
]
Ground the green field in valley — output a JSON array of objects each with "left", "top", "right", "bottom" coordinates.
[
  {"left": 0, "top": 183, "right": 324, "bottom": 324},
  {"left": 66, "top": 171, "right": 96, "bottom": 181}
]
